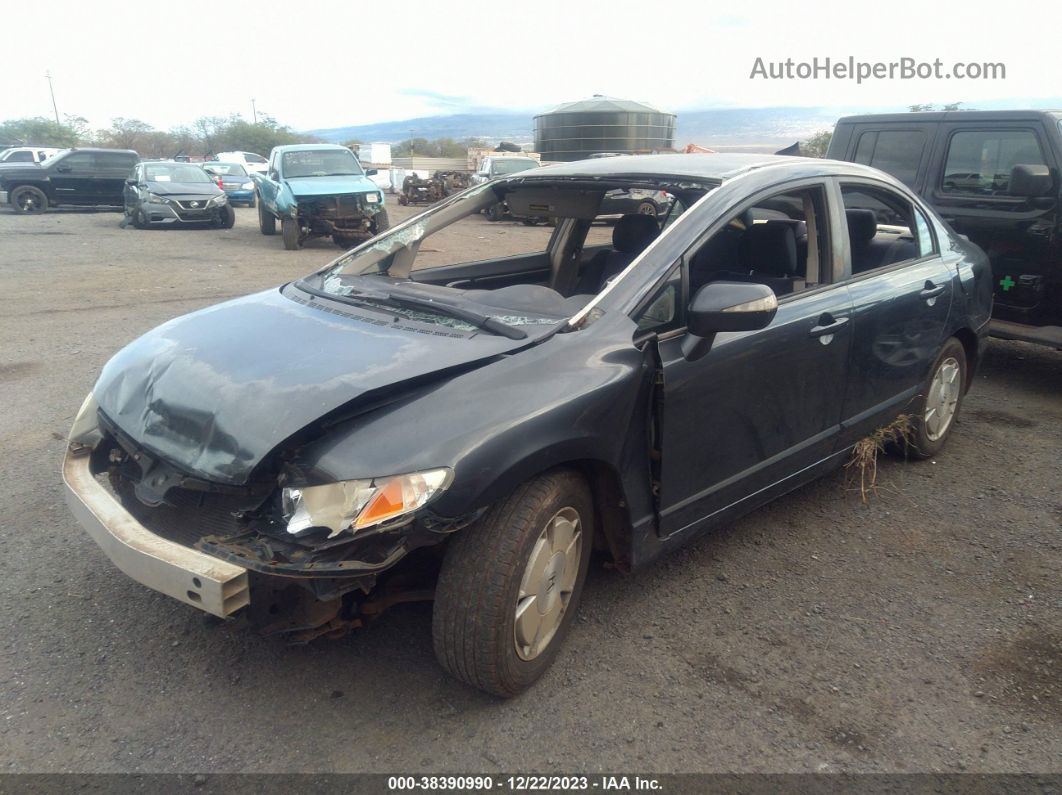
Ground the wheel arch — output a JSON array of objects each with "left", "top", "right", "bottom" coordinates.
[
  {"left": 454, "top": 449, "right": 634, "bottom": 573},
  {"left": 950, "top": 326, "right": 980, "bottom": 392}
]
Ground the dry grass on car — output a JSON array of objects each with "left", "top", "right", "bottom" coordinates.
[{"left": 845, "top": 414, "right": 916, "bottom": 503}]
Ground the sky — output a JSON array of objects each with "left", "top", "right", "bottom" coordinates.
[{"left": 2, "top": 0, "right": 1058, "bottom": 133}]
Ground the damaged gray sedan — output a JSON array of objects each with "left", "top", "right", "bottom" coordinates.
[{"left": 65, "top": 155, "right": 990, "bottom": 696}]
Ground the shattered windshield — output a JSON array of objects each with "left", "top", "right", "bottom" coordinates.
[
  {"left": 298, "top": 175, "right": 708, "bottom": 334},
  {"left": 282, "top": 149, "right": 364, "bottom": 178}
]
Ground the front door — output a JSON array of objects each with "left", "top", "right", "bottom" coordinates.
[{"left": 655, "top": 182, "right": 853, "bottom": 537}]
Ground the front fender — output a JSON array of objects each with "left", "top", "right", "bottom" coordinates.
[{"left": 287, "top": 315, "right": 655, "bottom": 523}]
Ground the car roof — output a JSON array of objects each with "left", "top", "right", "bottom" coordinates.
[
  {"left": 61, "top": 147, "right": 139, "bottom": 155},
  {"left": 502, "top": 153, "right": 895, "bottom": 184},
  {"left": 836, "top": 109, "right": 1062, "bottom": 124}
]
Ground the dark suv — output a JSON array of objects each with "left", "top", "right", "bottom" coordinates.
[
  {"left": 828, "top": 110, "right": 1062, "bottom": 349},
  {"left": 0, "top": 148, "right": 139, "bottom": 213}
]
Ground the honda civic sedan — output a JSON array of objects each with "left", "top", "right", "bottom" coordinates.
[
  {"left": 122, "top": 161, "right": 235, "bottom": 228},
  {"left": 65, "top": 154, "right": 992, "bottom": 696}
]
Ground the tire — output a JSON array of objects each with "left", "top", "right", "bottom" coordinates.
[
  {"left": 281, "top": 217, "right": 300, "bottom": 250},
  {"left": 522, "top": 217, "right": 541, "bottom": 226},
  {"left": 133, "top": 208, "right": 149, "bottom": 230},
  {"left": 10, "top": 186, "right": 48, "bottom": 214},
  {"left": 219, "top": 204, "right": 236, "bottom": 229},
  {"left": 637, "top": 201, "right": 658, "bottom": 217},
  {"left": 486, "top": 202, "right": 505, "bottom": 222},
  {"left": 258, "top": 197, "right": 276, "bottom": 235},
  {"left": 432, "top": 469, "right": 593, "bottom": 697},
  {"left": 333, "top": 235, "right": 356, "bottom": 249},
  {"left": 906, "top": 337, "right": 967, "bottom": 459},
  {"left": 246, "top": 197, "right": 256, "bottom": 209},
  {"left": 373, "top": 208, "right": 390, "bottom": 234}
]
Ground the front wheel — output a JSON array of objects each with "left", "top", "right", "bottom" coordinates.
[
  {"left": 219, "top": 204, "right": 236, "bottom": 229},
  {"left": 485, "top": 202, "right": 505, "bottom": 222},
  {"left": 11, "top": 186, "right": 48, "bottom": 214},
  {"left": 907, "top": 337, "right": 967, "bottom": 458},
  {"left": 432, "top": 470, "right": 593, "bottom": 697},
  {"left": 373, "top": 208, "right": 390, "bottom": 234},
  {"left": 258, "top": 197, "right": 276, "bottom": 235},
  {"left": 281, "top": 217, "right": 300, "bottom": 250},
  {"left": 637, "top": 200, "right": 658, "bottom": 217}
]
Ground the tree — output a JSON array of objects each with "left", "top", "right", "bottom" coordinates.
[
  {"left": 801, "top": 129, "right": 832, "bottom": 158},
  {"left": 343, "top": 138, "right": 363, "bottom": 148},
  {"left": 100, "top": 118, "right": 155, "bottom": 150},
  {"left": 908, "top": 104, "right": 935, "bottom": 112},
  {"left": 0, "top": 116, "right": 83, "bottom": 147}
]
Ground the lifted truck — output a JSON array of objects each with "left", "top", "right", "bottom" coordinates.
[{"left": 252, "top": 144, "right": 389, "bottom": 250}]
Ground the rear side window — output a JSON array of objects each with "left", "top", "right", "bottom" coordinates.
[
  {"left": 244, "top": 153, "right": 267, "bottom": 163},
  {"left": 941, "top": 129, "right": 1046, "bottom": 195},
  {"left": 98, "top": 153, "right": 137, "bottom": 170},
  {"left": 841, "top": 184, "right": 933, "bottom": 275},
  {"left": 60, "top": 153, "right": 96, "bottom": 169},
  {"left": 853, "top": 130, "right": 926, "bottom": 186}
]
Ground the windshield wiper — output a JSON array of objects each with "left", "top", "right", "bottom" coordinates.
[{"left": 295, "top": 281, "right": 528, "bottom": 340}]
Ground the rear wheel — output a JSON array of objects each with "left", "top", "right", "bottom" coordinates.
[
  {"left": 486, "top": 202, "right": 505, "bottom": 222},
  {"left": 637, "top": 200, "right": 658, "bottom": 216},
  {"left": 11, "top": 186, "right": 48, "bottom": 214},
  {"left": 258, "top": 197, "right": 276, "bottom": 235},
  {"left": 432, "top": 470, "right": 593, "bottom": 697},
  {"left": 281, "top": 217, "right": 300, "bottom": 250},
  {"left": 907, "top": 337, "right": 967, "bottom": 459}
]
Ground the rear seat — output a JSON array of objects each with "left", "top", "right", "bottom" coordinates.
[{"left": 846, "top": 209, "right": 920, "bottom": 273}]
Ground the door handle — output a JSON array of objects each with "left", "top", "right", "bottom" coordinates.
[
  {"left": 809, "top": 315, "right": 849, "bottom": 338},
  {"left": 920, "top": 282, "right": 946, "bottom": 301}
]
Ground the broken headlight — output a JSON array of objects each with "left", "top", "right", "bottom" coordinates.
[{"left": 281, "top": 468, "right": 453, "bottom": 538}]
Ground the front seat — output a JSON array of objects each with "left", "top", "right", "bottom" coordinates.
[
  {"left": 737, "top": 221, "right": 804, "bottom": 296},
  {"left": 576, "top": 213, "right": 660, "bottom": 294}
]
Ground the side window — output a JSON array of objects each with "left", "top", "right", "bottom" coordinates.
[
  {"left": 59, "top": 153, "right": 95, "bottom": 170},
  {"left": 687, "top": 186, "right": 829, "bottom": 298},
  {"left": 941, "top": 129, "right": 1046, "bottom": 195},
  {"left": 8, "top": 150, "right": 33, "bottom": 162},
  {"left": 853, "top": 130, "right": 926, "bottom": 186},
  {"left": 245, "top": 153, "right": 267, "bottom": 164},
  {"left": 98, "top": 153, "right": 137, "bottom": 172},
  {"left": 634, "top": 263, "right": 683, "bottom": 333},
  {"left": 841, "top": 184, "right": 932, "bottom": 275},
  {"left": 913, "top": 208, "right": 936, "bottom": 258}
]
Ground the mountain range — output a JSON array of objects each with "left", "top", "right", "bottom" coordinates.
[{"left": 306, "top": 99, "right": 1062, "bottom": 148}]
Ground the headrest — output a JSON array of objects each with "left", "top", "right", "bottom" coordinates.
[
  {"left": 742, "top": 222, "right": 797, "bottom": 277},
  {"left": 612, "top": 213, "right": 659, "bottom": 254},
  {"left": 846, "top": 209, "right": 877, "bottom": 246}
]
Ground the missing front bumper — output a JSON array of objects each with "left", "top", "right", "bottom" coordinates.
[{"left": 62, "top": 449, "right": 250, "bottom": 617}]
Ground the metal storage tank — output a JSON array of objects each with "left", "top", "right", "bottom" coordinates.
[{"left": 534, "top": 95, "right": 676, "bottom": 162}]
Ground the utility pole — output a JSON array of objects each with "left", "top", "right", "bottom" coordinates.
[
  {"left": 45, "top": 70, "right": 60, "bottom": 125},
  {"left": 251, "top": 98, "right": 258, "bottom": 124},
  {"left": 409, "top": 128, "right": 414, "bottom": 157}
]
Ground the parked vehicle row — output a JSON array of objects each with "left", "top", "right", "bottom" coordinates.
[{"left": 64, "top": 153, "right": 992, "bottom": 697}]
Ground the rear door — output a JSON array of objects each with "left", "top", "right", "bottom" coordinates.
[
  {"left": 96, "top": 152, "right": 138, "bottom": 204},
  {"left": 926, "top": 122, "right": 1058, "bottom": 325},
  {"left": 833, "top": 179, "right": 956, "bottom": 444}
]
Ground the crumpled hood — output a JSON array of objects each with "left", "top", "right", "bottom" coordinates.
[
  {"left": 283, "top": 175, "right": 378, "bottom": 197},
  {"left": 93, "top": 287, "right": 544, "bottom": 486}
]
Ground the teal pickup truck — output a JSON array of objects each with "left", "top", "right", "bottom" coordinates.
[{"left": 252, "top": 144, "right": 389, "bottom": 250}]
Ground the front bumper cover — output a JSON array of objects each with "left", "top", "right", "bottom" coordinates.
[{"left": 62, "top": 448, "right": 250, "bottom": 617}]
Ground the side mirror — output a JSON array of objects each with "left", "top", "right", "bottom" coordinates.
[
  {"left": 1009, "top": 164, "right": 1053, "bottom": 197},
  {"left": 268, "top": 170, "right": 279, "bottom": 180},
  {"left": 681, "top": 281, "right": 778, "bottom": 361},
  {"left": 365, "top": 168, "right": 378, "bottom": 176}
]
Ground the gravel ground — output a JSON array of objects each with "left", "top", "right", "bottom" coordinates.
[{"left": 0, "top": 201, "right": 1059, "bottom": 774}]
